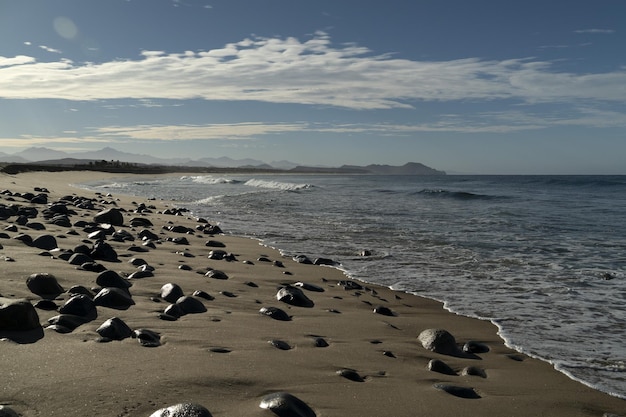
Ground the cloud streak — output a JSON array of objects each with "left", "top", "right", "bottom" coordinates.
[{"left": 1, "top": 33, "right": 625, "bottom": 110}]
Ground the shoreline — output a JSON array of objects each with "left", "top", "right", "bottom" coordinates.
[{"left": 0, "top": 170, "right": 624, "bottom": 416}]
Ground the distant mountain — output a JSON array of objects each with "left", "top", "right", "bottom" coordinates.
[
  {"left": 14, "top": 147, "right": 68, "bottom": 161},
  {"left": 0, "top": 147, "right": 445, "bottom": 175}
]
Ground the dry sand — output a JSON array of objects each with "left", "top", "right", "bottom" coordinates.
[{"left": 0, "top": 170, "right": 624, "bottom": 417}]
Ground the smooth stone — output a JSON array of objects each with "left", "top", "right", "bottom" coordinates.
[
  {"left": 207, "top": 249, "right": 227, "bottom": 260},
  {"left": 96, "top": 317, "right": 133, "bottom": 340},
  {"left": 462, "top": 366, "right": 487, "bottom": 378},
  {"left": 138, "top": 229, "right": 159, "bottom": 241},
  {"left": 176, "top": 296, "right": 207, "bottom": 314},
  {"left": 433, "top": 383, "right": 481, "bottom": 399},
  {"left": 161, "top": 283, "right": 184, "bottom": 303},
  {"left": 149, "top": 403, "right": 212, "bottom": 417},
  {"left": 313, "top": 257, "right": 337, "bottom": 266},
  {"left": 128, "top": 270, "right": 154, "bottom": 279},
  {"left": 0, "top": 406, "right": 19, "bottom": 417},
  {"left": 34, "top": 299, "right": 58, "bottom": 310},
  {"left": 164, "top": 303, "right": 184, "bottom": 318},
  {"left": 337, "top": 368, "right": 364, "bottom": 382},
  {"left": 313, "top": 337, "right": 329, "bottom": 347},
  {"left": 26, "top": 273, "right": 64, "bottom": 298},
  {"left": 192, "top": 290, "right": 214, "bottom": 301},
  {"left": 259, "top": 306, "right": 292, "bottom": 321},
  {"left": 90, "top": 241, "right": 119, "bottom": 262},
  {"left": 59, "top": 294, "right": 97, "bottom": 320},
  {"left": 93, "top": 287, "right": 135, "bottom": 309},
  {"left": 259, "top": 392, "right": 316, "bottom": 417},
  {"left": 463, "top": 341, "right": 490, "bottom": 354},
  {"left": 32, "top": 234, "right": 58, "bottom": 250},
  {"left": 0, "top": 299, "right": 41, "bottom": 331},
  {"left": 94, "top": 208, "right": 124, "bottom": 226},
  {"left": 96, "top": 270, "right": 132, "bottom": 289},
  {"left": 47, "top": 313, "right": 89, "bottom": 331},
  {"left": 205, "top": 240, "right": 225, "bottom": 247},
  {"left": 373, "top": 305, "right": 396, "bottom": 316},
  {"left": 292, "top": 254, "right": 313, "bottom": 264},
  {"left": 268, "top": 339, "right": 292, "bottom": 350},
  {"left": 133, "top": 328, "right": 161, "bottom": 347},
  {"left": 337, "top": 280, "right": 363, "bottom": 291},
  {"left": 428, "top": 359, "right": 457, "bottom": 375},
  {"left": 129, "top": 217, "right": 153, "bottom": 227},
  {"left": 129, "top": 257, "right": 148, "bottom": 266},
  {"left": 68, "top": 253, "right": 94, "bottom": 265},
  {"left": 276, "top": 285, "right": 314, "bottom": 308},
  {"left": 205, "top": 269, "right": 228, "bottom": 280},
  {"left": 417, "top": 328, "right": 461, "bottom": 356}
]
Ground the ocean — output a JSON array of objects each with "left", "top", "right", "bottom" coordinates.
[{"left": 80, "top": 174, "right": 626, "bottom": 399}]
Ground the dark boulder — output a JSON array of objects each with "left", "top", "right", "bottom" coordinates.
[
  {"left": 94, "top": 208, "right": 124, "bottom": 226},
  {"left": 0, "top": 299, "right": 41, "bottom": 331},
  {"left": 276, "top": 285, "right": 314, "bottom": 308},
  {"left": 26, "top": 273, "right": 64, "bottom": 299}
]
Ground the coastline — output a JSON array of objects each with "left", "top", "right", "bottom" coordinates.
[{"left": 0, "top": 170, "right": 624, "bottom": 416}]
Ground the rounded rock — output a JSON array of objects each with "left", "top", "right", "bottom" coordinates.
[
  {"left": 259, "top": 392, "right": 316, "bottom": 417},
  {"left": 26, "top": 273, "right": 64, "bottom": 299},
  {"left": 149, "top": 403, "right": 212, "bottom": 417},
  {"left": 417, "top": 328, "right": 460, "bottom": 355}
]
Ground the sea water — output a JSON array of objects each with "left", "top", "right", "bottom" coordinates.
[{"left": 82, "top": 174, "right": 626, "bottom": 398}]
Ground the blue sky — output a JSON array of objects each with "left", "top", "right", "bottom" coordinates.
[{"left": 0, "top": 0, "right": 625, "bottom": 174}]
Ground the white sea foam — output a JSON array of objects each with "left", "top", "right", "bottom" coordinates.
[{"left": 244, "top": 178, "right": 313, "bottom": 191}]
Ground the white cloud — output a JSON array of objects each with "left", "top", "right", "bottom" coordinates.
[
  {"left": 94, "top": 122, "right": 307, "bottom": 140},
  {"left": 0, "top": 33, "right": 625, "bottom": 109},
  {"left": 39, "top": 45, "right": 62, "bottom": 54},
  {"left": 574, "top": 29, "right": 615, "bottom": 34}
]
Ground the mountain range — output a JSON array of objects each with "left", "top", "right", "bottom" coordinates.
[{"left": 0, "top": 147, "right": 445, "bottom": 175}]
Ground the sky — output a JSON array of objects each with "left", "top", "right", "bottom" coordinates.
[{"left": 0, "top": 0, "right": 625, "bottom": 174}]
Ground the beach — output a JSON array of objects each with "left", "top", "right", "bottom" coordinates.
[{"left": 0, "top": 170, "right": 624, "bottom": 417}]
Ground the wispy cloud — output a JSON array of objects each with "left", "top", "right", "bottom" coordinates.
[
  {"left": 39, "top": 45, "right": 62, "bottom": 54},
  {"left": 574, "top": 29, "right": 615, "bottom": 34},
  {"left": 0, "top": 32, "right": 625, "bottom": 109},
  {"left": 95, "top": 122, "right": 308, "bottom": 140}
]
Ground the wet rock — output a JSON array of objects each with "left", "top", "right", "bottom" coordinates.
[
  {"left": 26, "top": 273, "right": 64, "bottom": 299},
  {"left": 268, "top": 339, "right": 292, "bottom": 350},
  {"left": 96, "top": 270, "right": 132, "bottom": 290},
  {"left": 337, "top": 280, "right": 363, "bottom": 291},
  {"left": 337, "top": 368, "right": 365, "bottom": 382},
  {"left": 161, "top": 283, "right": 184, "bottom": 303},
  {"left": 418, "top": 328, "right": 462, "bottom": 356},
  {"left": 259, "top": 392, "right": 316, "bottom": 417},
  {"left": 205, "top": 269, "right": 228, "bottom": 280},
  {"left": 59, "top": 294, "right": 97, "bottom": 320},
  {"left": 133, "top": 328, "right": 161, "bottom": 347},
  {"left": 93, "top": 287, "right": 135, "bottom": 310},
  {"left": 293, "top": 254, "right": 313, "bottom": 264},
  {"left": 428, "top": 359, "right": 457, "bottom": 375},
  {"left": 149, "top": 403, "right": 212, "bottom": 417},
  {"left": 32, "top": 234, "right": 58, "bottom": 250},
  {"left": 434, "top": 383, "right": 481, "bottom": 399},
  {"left": 90, "top": 241, "right": 119, "bottom": 262},
  {"left": 96, "top": 317, "right": 133, "bottom": 341},
  {"left": 94, "top": 208, "right": 124, "bottom": 226},
  {"left": 463, "top": 341, "right": 490, "bottom": 354},
  {"left": 176, "top": 296, "right": 207, "bottom": 314},
  {"left": 0, "top": 299, "right": 41, "bottom": 331},
  {"left": 373, "top": 306, "right": 396, "bottom": 316},
  {"left": 276, "top": 285, "right": 314, "bottom": 307},
  {"left": 462, "top": 366, "right": 487, "bottom": 378},
  {"left": 259, "top": 306, "right": 291, "bottom": 321}
]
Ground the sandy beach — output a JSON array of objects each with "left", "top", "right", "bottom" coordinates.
[{"left": 0, "top": 170, "right": 624, "bottom": 417}]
